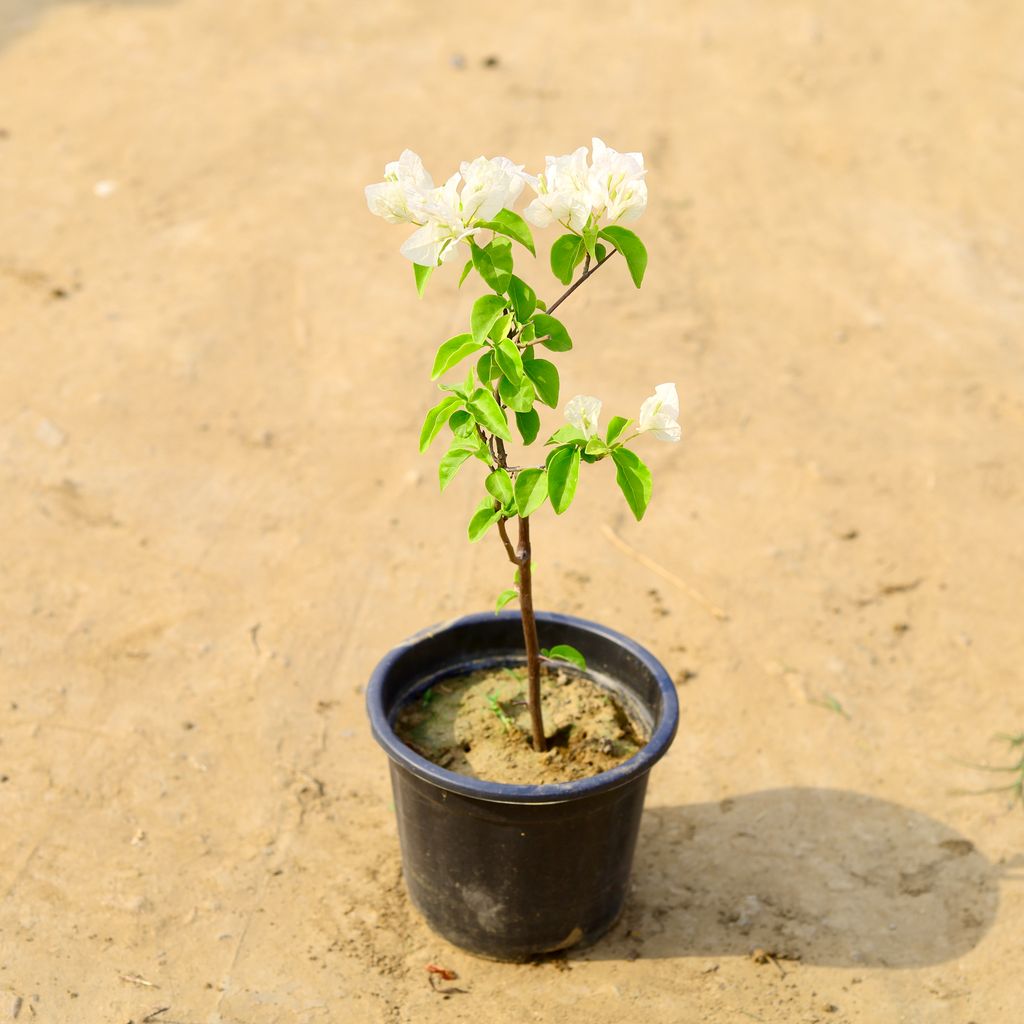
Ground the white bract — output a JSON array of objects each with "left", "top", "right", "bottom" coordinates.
[
  {"left": 364, "top": 149, "right": 434, "bottom": 225},
  {"left": 637, "top": 383, "right": 681, "bottom": 442},
  {"left": 459, "top": 156, "right": 525, "bottom": 223},
  {"left": 564, "top": 395, "right": 602, "bottom": 440},
  {"left": 523, "top": 138, "right": 647, "bottom": 232},
  {"left": 367, "top": 152, "right": 526, "bottom": 267},
  {"left": 399, "top": 172, "right": 473, "bottom": 267},
  {"left": 521, "top": 147, "right": 593, "bottom": 232},
  {"left": 589, "top": 138, "right": 647, "bottom": 225}
]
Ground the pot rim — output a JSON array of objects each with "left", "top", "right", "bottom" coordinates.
[{"left": 366, "top": 610, "right": 679, "bottom": 805}]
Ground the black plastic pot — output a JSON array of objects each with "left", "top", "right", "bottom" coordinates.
[{"left": 366, "top": 610, "right": 679, "bottom": 961}]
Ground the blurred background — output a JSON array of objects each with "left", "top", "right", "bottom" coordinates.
[{"left": 1, "top": 2, "right": 1022, "bottom": 1021}]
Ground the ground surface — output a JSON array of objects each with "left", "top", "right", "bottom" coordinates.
[{"left": 1, "top": 1, "right": 1023, "bottom": 1021}]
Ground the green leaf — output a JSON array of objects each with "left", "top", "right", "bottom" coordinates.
[
  {"left": 449, "top": 409, "right": 473, "bottom": 436},
  {"left": 489, "top": 312, "right": 513, "bottom": 343},
  {"left": 467, "top": 387, "right": 512, "bottom": 440},
  {"left": 498, "top": 374, "right": 535, "bottom": 413},
  {"left": 546, "top": 644, "right": 586, "bottom": 670},
  {"left": 477, "top": 209, "right": 536, "bottom": 255},
  {"left": 582, "top": 220, "right": 599, "bottom": 260},
  {"left": 413, "top": 263, "right": 433, "bottom": 296},
  {"left": 468, "top": 499, "right": 502, "bottom": 542},
  {"left": 611, "top": 447, "right": 653, "bottom": 521},
  {"left": 584, "top": 436, "right": 609, "bottom": 457},
  {"left": 439, "top": 365, "right": 477, "bottom": 399},
  {"left": 419, "top": 396, "right": 463, "bottom": 452},
  {"left": 471, "top": 294, "right": 507, "bottom": 344},
  {"left": 550, "top": 233, "right": 586, "bottom": 285},
  {"left": 595, "top": 242, "right": 608, "bottom": 262},
  {"left": 507, "top": 275, "right": 538, "bottom": 323},
  {"left": 471, "top": 237, "right": 513, "bottom": 294},
  {"left": 431, "top": 333, "right": 482, "bottom": 380},
  {"left": 439, "top": 436, "right": 485, "bottom": 491},
  {"left": 485, "top": 469, "right": 514, "bottom": 506},
  {"left": 530, "top": 313, "right": 572, "bottom": 352},
  {"left": 514, "top": 468, "right": 547, "bottom": 517},
  {"left": 519, "top": 320, "right": 537, "bottom": 345},
  {"left": 458, "top": 259, "right": 473, "bottom": 287},
  {"left": 599, "top": 226, "right": 648, "bottom": 288},
  {"left": 476, "top": 350, "right": 496, "bottom": 383},
  {"left": 515, "top": 409, "right": 540, "bottom": 445},
  {"left": 606, "top": 415, "right": 631, "bottom": 444},
  {"left": 495, "top": 588, "right": 518, "bottom": 612},
  {"left": 546, "top": 445, "right": 581, "bottom": 514},
  {"left": 523, "top": 358, "right": 559, "bottom": 408},
  {"left": 494, "top": 337, "right": 524, "bottom": 385},
  {"left": 545, "top": 424, "right": 585, "bottom": 446}
]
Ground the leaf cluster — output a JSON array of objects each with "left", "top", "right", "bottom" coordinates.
[{"left": 415, "top": 214, "right": 653, "bottom": 615}]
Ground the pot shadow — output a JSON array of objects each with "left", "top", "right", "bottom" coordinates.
[
  {"left": 0, "top": 0, "right": 176, "bottom": 56},
  {"left": 582, "top": 787, "right": 1011, "bottom": 968}
]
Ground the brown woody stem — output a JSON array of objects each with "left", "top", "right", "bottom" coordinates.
[
  {"left": 516, "top": 516, "right": 546, "bottom": 752},
  {"left": 484, "top": 246, "right": 618, "bottom": 755}
]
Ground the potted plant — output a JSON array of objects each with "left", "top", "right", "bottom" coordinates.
[{"left": 364, "top": 140, "right": 681, "bottom": 960}]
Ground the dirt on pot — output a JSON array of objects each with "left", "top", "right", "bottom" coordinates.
[{"left": 394, "top": 665, "right": 646, "bottom": 784}]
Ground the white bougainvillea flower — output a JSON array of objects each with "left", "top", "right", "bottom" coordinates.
[
  {"left": 637, "top": 383, "right": 681, "bottom": 442},
  {"left": 364, "top": 149, "right": 434, "bottom": 225},
  {"left": 523, "top": 146, "right": 593, "bottom": 232},
  {"left": 368, "top": 153, "right": 526, "bottom": 267},
  {"left": 523, "top": 139, "right": 647, "bottom": 232},
  {"left": 588, "top": 137, "right": 647, "bottom": 224},
  {"left": 459, "top": 156, "right": 525, "bottom": 223},
  {"left": 399, "top": 172, "right": 479, "bottom": 266},
  {"left": 564, "top": 394, "right": 602, "bottom": 440}
]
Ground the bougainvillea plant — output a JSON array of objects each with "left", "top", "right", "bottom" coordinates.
[{"left": 366, "top": 139, "right": 680, "bottom": 753}]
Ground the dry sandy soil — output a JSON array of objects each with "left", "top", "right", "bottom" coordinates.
[{"left": 1, "top": 1, "right": 1023, "bottom": 1021}]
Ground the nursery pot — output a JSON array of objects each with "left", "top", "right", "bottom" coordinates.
[{"left": 366, "top": 610, "right": 679, "bottom": 961}]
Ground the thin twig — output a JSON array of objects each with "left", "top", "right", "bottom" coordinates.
[
  {"left": 508, "top": 247, "right": 616, "bottom": 345},
  {"left": 601, "top": 524, "right": 729, "bottom": 621},
  {"left": 544, "top": 249, "right": 614, "bottom": 318},
  {"left": 497, "top": 518, "right": 519, "bottom": 565},
  {"left": 475, "top": 425, "right": 498, "bottom": 469},
  {"left": 118, "top": 974, "right": 159, "bottom": 989}
]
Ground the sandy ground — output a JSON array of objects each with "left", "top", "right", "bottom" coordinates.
[{"left": 1, "top": 1, "right": 1023, "bottom": 1021}]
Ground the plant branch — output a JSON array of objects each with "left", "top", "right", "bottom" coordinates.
[
  {"left": 491, "top": 384, "right": 510, "bottom": 469},
  {"left": 544, "top": 247, "right": 616, "bottom": 319},
  {"left": 476, "top": 424, "right": 498, "bottom": 468},
  {"left": 516, "top": 515, "right": 546, "bottom": 752},
  {"left": 508, "top": 247, "right": 617, "bottom": 347},
  {"left": 497, "top": 518, "right": 518, "bottom": 565}
]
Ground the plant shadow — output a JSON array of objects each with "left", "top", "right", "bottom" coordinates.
[
  {"left": 0, "top": 0, "right": 176, "bottom": 55},
  {"left": 580, "top": 787, "right": 1005, "bottom": 967}
]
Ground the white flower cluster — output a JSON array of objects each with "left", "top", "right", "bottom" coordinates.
[
  {"left": 365, "top": 150, "right": 524, "bottom": 268},
  {"left": 565, "top": 384, "right": 681, "bottom": 443},
  {"left": 522, "top": 138, "right": 647, "bottom": 233},
  {"left": 365, "top": 139, "right": 647, "bottom": 267}
]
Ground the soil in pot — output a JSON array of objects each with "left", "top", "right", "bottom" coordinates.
[{"left": 393, "top": 663, "right": 646, "bottom": 785}]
